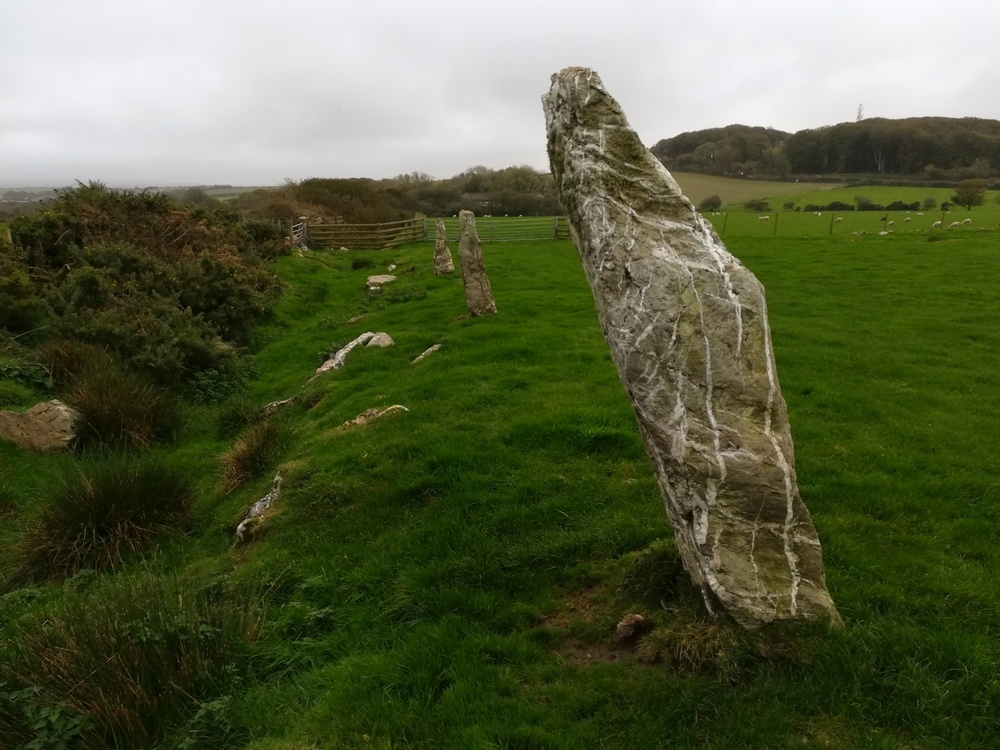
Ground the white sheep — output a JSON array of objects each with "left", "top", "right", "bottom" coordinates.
[
  {"left": 878, "top": 230, "right": 890, "bottom": 236},
  {"left": 917, "top": 211, "right": 924, "bottom": 216},
  {"left": 903, "top": 217, "right": 911, "bottom": 222},
  {"left": 887, "top": 220, "right": 894, "bottom": 227},
  {"left": 961, "top": 218, "right": 972, "bottom": 225},
  {"left": 948, "top": 221, "right": 961, "bottom": 229},
  {"left": 932, "top": 221, "right": 942, "bottom": 228},
  {"left": 758, "top": 215, "right": 770, "bottom": 221},
  {"left": 834, "top": 217, "right": 843, "bottom": 222},
  {"left": 814, "top": 211, "right": 822, "bottom": 216}
]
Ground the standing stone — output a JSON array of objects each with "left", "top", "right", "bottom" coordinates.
[
  {"left": 458, "top": 211, "right": 497, "bottom": 316},
  {"left": 434, "top": 219, "right": 455, "bottom": 275},
  {"left": 543, "top": 67, "right": 840, "bottom": 629}
]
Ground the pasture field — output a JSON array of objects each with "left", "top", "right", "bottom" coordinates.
[
  {"left": 3, "top": 230, "right": 1000, "bottom": 748},
  {"left": 669, "top": 172, "right": 839, "bottom": 206}
]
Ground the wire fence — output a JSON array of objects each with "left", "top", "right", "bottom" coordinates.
[{"left": 300, "top": 216, "right": 570, "bottom": 250}]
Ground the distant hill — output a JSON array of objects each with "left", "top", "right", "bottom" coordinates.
[{"left": 652, "top": 117, "right": 1000, "bottom": 183}]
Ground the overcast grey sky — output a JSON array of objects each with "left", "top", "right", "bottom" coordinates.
[{"left": 3, "top": 0, "right": 998, "bottom": 187}]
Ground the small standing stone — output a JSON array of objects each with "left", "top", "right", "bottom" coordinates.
[
  {"left": 234, "top": 472, "right": 282, "bottom": 544},
  {"left": 434, "top": 219, "right": 455, "bottom": 275},
  {"left": 458, "top": 211, "right": 497, "bottom": 316}
]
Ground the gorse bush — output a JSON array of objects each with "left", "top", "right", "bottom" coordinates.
[
  {"left": 3, "top": 183, "right": 281, "bottom": 391},
  {"left": 0, "top": 574, "right": 264, "bottom": 749},
  {"left": 221, "top": 419, "right": 292, "bottom": 492},
  {"left": 6, "top": 459, "right": 193, "bottom": 585}
]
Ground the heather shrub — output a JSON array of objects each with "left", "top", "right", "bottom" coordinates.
[{"left": 6, "top": 459, "right": 193, "bottom": 585}]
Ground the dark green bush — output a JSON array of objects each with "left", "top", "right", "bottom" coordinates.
[
  {"left": 0, "top": 574, "right": 264, "bottom": 748},
  {"left": 697, "top": 194, "right": 722, "bottom": 212},
  {"left": 7, "top": 460, "right": 193, "bottom": 584},
  {"left": 69, "top": 367, "right": 183, "bottom": 450}
]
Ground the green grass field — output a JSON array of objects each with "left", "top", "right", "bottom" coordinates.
[
  {"left": 670, "top": 172, "right": 838, "bottom": 206},
  {"left": 3, "top": 228, "right": 1000, "bottom": 748}
]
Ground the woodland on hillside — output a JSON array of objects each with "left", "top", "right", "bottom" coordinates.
[{"left": 652, "top": 117, "right": 1000, "bottom": 184}]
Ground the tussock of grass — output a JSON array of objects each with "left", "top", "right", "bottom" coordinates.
[
  {"left": 4, "top": 459, "right": 193, "bottom": 585},
  {"left": 636, "top": 620, "right": 749, "bottom": 681},
  {"left": 0, "top": 574, "right": 264, "bottom": 749},
  {"left": 35, "top": 339, "right": 114, "bottom": 388},
  {"left": 217, "top": 395, "right": 265, "bottom": 439},
  {"left": 222, "top": 419, "right": 293, "bottom": 492},
  {"left": 69, "top": 367, "right": 183, "bottom": 450}
]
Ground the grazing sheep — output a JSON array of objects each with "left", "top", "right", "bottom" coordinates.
[
  {"left": 961, "top": 218, "right": 972, "bottom": 225},
  {"left": 878, "top": 231, "right": 890, "bottom": 236},
  {"left": 903, "top": 217, "right": 911, "bottom": 222},
  {"left": 948, "top": 221, "right": 961, "bottom": 229},
  {"left": 814, "top": 211, "right": 822, "bottom": 216},
  {"left": 758, "top": 215, "right": 770, "bottom": 221},
  {"left": 834, "top": 217, "right": 843, "bottom": 222},
  {"left": 932, "top": 221, "right": 942, "bottom": 228},
  {"left": 887, "top": 220, "right": 894, "bottom": 227}
]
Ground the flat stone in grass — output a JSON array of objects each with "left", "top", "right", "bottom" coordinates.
[
  {"left": 0, "top": 399, "right": 79, "bottom": 453},
  {"left": 543, "top": 67, "right": 840, "bottom": 630},
  {"left": 366, "top": 274, "right": 397, "bottom": 291}
]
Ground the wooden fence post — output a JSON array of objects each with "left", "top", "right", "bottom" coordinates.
[
  {"left": 721, "top": 212, "right": 728, "bottom": 237},
  {"left": 772, "top": 212, "right": 778, "bottom": 236},
  {"left": 829, "top": 212, "right": 835, "bottom": 235}
]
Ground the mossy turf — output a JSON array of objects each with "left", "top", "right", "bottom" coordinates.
[{"left": 3, "top": 232, "right": 1000, "bottom": 748}]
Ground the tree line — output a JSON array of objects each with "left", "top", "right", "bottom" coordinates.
[
  {"left": 652, "top": 117, "right": 1000, "bottom": 183},
  {"left": 230, "top": 165, "right": 562, "bottom": 225}
]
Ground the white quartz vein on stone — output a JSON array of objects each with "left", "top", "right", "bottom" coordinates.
[{"left": 543, "top": 66, "right": 840, "bottom": 629}]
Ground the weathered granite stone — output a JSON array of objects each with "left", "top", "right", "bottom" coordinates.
[
  {"left": 235, "top": 471, "right": 282, "bottom": 544},
  {"left": 0, "top": 399, "right": 79, "bottom": 453},
  {"left": 434, "top": 219, "right": 455, "bottom": 275},
  {"left": 411, "top": 344, "right": 442, "bottom": 364},
  {"left": 366, "top": 274, "right": 397, "bottom": 291},
  {"left": 458, "top": 211, "right": 497, "bottom": 316},
  {"left": 366, "top": 332, "right": 394, "bottom": 348},
  {"left": 543, "top": 67, "right": 840, "bottom": 629}
]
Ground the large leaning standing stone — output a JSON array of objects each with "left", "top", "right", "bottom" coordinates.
[
  {"left": 458, "top": 211, "right": 497, "bottom": 316},
  {"left": 543, "top": 67, "right": 840, "bottom": 629},
  {"left": 434, "top": 219, "right": 455, "bottom": 275}
]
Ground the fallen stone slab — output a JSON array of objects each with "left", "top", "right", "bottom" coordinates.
[
  {"left": 311, "top": 332, "right": 375, "bottom": 380},
  {"left": 543, "top": 67, "right": 840, "bottom": 629},
  {"left": 262, "top": 397, "right": 296, "bottom": 417},
  {"left": 234, "top": 471, "right": 282, "bottom": 545},
  {"left": 0, "top": 399, "right": 79, "bottom": 453},
  {"left": 411, "top": 344, "right": 442, "bottom": 364},
  {"left": 366, "top": 274, "right": 397, "bottom": 291},
  {"left": 340, "top": 404, "right": 408, "bottom": 429}
]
